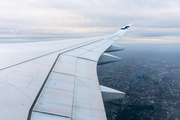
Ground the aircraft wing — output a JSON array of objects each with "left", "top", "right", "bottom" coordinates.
[{"left": 0, "top": 23, "right": 132, "bottom": 120}]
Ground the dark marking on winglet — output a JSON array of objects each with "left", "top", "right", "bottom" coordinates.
[{"left": 121, "top": 26, "right": 130, "bottom": 30}]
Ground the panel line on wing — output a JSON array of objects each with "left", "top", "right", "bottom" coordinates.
[
  {"left": 77, "top": 57, "right": 97, "bottom": 62},
  {"left": 32, "top": 110, "right": 71, "bottom": 118},
  {"left": 0, "top": 38, "right": 103, "bottom": 71},
  {"left": 51, "top": 71, "right": 75, "bottom": 77}
]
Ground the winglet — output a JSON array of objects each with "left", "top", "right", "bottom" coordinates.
[
  {"left": 121, "top": 23, "right": 133, "bottom": 30},
  {"left": 113, "top": 23, "right": 132, "bottom": 37}
]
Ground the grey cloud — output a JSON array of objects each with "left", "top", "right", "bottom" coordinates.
[{"left": 0, "top": 0, "right": 180, "bottom": 43}]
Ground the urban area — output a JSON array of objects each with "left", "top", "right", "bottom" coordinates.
[{"left": 97, "top": 45, "right": 180, "bottom": 120}]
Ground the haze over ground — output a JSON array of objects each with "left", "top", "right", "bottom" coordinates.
[{"left": 0, "top": 0, "right": 180, "bottom": 43}]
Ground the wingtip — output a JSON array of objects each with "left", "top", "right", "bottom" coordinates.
[{"left": 120, "top": 23, "right": 133, "bottom": 30}]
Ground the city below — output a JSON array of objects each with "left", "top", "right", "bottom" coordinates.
[{"left": 97, "top": 43, "right": 180, "bottom": 120}]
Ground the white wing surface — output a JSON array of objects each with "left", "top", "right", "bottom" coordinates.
[{"left": 0, "top": 23, "right": 132, "bottom": 120}]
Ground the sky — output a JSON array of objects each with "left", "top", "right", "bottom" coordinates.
[{"left": 0, "top": 0, "right": 180, "bottom": 43}]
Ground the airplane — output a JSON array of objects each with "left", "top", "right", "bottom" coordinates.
[{"left": 0, "top": 23, "right": 132, "bottom": 120}]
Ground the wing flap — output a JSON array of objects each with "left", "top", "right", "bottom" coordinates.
[
  {"left": 73, "top": 59, "right": 106, "bottom": 120},
  {"left": 33, "top": 72, "right": 75, "bottom": 118},
  {"left": 31, "top": 53, "right": 106, "bottom": 120},
  {"left": 52, "top": 55, "right": 77, "bottom": 75}
]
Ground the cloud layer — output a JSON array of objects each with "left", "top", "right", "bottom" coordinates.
[{"left": 0, "top": 0, "right": 180, "bottom": 43}]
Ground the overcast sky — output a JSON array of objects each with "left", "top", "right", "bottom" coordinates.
[{"left": 0, "top": 0, "right": 180, "bottom": 43}]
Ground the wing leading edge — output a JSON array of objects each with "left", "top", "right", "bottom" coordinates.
[{"left": 0, "top": 23, "right": 132, "bottom": 120}]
